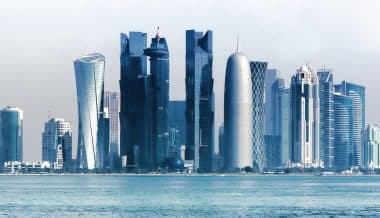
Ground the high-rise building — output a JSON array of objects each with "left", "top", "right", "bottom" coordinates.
[
  {"left": 168, "top": 100, "right": 186, "bottom": 146},
  {"left": 317, "top": 70, "right": 334, "bottom": 168},
  {"left": 363, "top": 124, "right": 380, "bottom": 169},
  {"left": 224, "top": 52, "right": 253, "bottom": 170},
  {"left": 333, "top": 93, "right": 353, "bottom": 169},
  {"left": 290, "top": 65, "right": 320, "bottom": 167},
  {"left": 42, "top": 118, "right": 72, "bottom": 168},
  {"left": 144, "top": 31, "right": 170, "bottom": 166},
  {"left": 185, "top": 30, "right": 214, "bottom": 172},
  {"left": 264, "top": 69, "right": 280, "bottom": 135},
  {"left": 250, "top": 61, "right": 268, "bottom": 172},
  {"left": 120, "top": 31, "right": 154, "bottom": 170},
  {"left": 335, "top": 81, "right": 365, "bottom": 166},
  {"left": 279, "top": 88, "right": 291, "bottom": 165},
  {"left": 0, "top": 106, "right": 23, "bottom": 164},
  {"left": 74, "top": 53, "right": 108, "bottom": 170},
  {"left": 104, "top": 91, "right": 120, "bottom": 171}
]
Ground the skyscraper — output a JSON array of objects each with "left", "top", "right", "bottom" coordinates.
[
  {"left": 290, "top": 65, "right": 320, "bottom": 167},
  {"left": 224, "top": 52, "right": 253, "bottom": 170},
  {"left": 120, "top": 31, "right": 154, "bottom": 170},
  {"left": 333, "top": 93, "right": 353, "bottom": 169},
  {"left": 185, "top": 30, "right": 214, "bottom": 172},
  {"left": 335, "top": 81, "right": 365, "bottom": 166},
  {"left": 279, "top": 88, "right": 291, "bottom": 165},
  {"left": 363, "top": 124, "right": 380, "bottom": 169},
  {"left": 104, "top": 91, "right": 120, "bottom": 170},
  {"left": 264, "top": 69, "right": 279, "bottom": 135},
  {"left": 144, "top": 30, "right": 170, "bottom": 166},
  {"left": 317, "top": 70, "right": 334, "bottom": 168},
  {"left": 74, "top": 53, "right": 108, "bottom": 170},
  {"left": 42, "top": 118, "right": 72, "bottom": 168},
  {"left": 250, "top": 61, "right": 268, "bottom": 172},
  {"left": 0, "top": 106, "right": 23, "bottom": 164},
  {"left": 168, "top": 100, "right": 186, "bottom": 145}
]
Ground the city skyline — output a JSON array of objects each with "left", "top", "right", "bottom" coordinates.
[{"left": 1, "top": 1, "right": 380, "bottom": 161}]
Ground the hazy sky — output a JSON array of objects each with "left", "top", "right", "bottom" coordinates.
[{"left": 0, "top": 0, "right": 379, "bottom": 161}]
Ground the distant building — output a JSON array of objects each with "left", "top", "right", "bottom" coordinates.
[
  {"left": 168, "top": 100, "right": 186, "bottom": 146},
  {"left": 104, "top": 91, "right": 120, "bottom": 171},
  {"left": 278, "top": 88, "right": 291, "bottom": 165},
  {"left": 185, "top": 30, "right": 214, "bottom": 172},
  {"left": 224, "top": 52, "right": 253, "bottom": 170},
  {"left": 290, "top": 65, "right": 320, "bottom": 167},
  {"left": 42, "top": 118, "right": 72, "bottom": 169},
  {"left": 333, "top": 93, "right": 353, "bottom": 169},
  {"left": 264, "top": 69, "right": 280, "bottom": 135},
  {"left": 0, "top": 106, "right": 23, "bottom": 165},
  {"left": 74, "top": 53, "right": 108, "bottom": 170},
  {"left": 363, "top": 124, "right": 380, "bottom": 169},
  {"left": 250, "top": 61, "right": 268, "bottom": 172},
  {"left": 335, "top": 81, "right": 365, "bottom": 167},
  {"left": 318, "top": 70, "right": 334, "bottom": 168}
]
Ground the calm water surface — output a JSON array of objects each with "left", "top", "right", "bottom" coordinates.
[{"left": 0, "top": 175, "right": 380, "bottom": 217}]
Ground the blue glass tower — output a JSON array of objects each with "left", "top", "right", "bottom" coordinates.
[
  {"left": 335, "top": 81, "right": 365, "bottom": 166},
  {"left": 333, "top": 93, "right": 353, "bottom": 169},
  {"left": 185, "top": 30, "right": 214, "bottom": 172},
  {"left": 250, "top": 61, "right": 268, "bottom": 172},
  {"left": 120, "top": 32, "right": 154, "bottom": 170},
  {"left": 144, "top": 31, "right": 170, "bottom": 166},
  {"left": 317, "top": 70, "right": 334, "bottom": 168},
  {"left": 0, "top": 106, "right": 23, "bottom": 164},
  {"left": 279, "top": 88, "right": 291, "bottom": 165}
]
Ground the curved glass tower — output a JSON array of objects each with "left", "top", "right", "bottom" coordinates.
[
  {"left": 224, "top": 52, "right": 253, "bottom": 170},
  {"left": 74, "top": 53, "right": 106, "bottom": 170},
  {"left": 0, "top": 106, "right": 23, "bottom": 164}
]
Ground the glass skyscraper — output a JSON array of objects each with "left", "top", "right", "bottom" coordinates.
[
  {"left": 317, "top": 70, "right": 334, "bottom": 168},
  {"left": 335, "top": 81, "right": 365, "bottom": 166},
  {"left": 168, "top": 100, "right": 186, "bottom": 146},
  {"left": 144, "top": 31, "right": 170, "bottom": 167},
  {"left": 42, "top": 118, "right": 72, "bottom": 168},
  {"left": 74, "top": 53, "right": 108, "bottom": 170},
  {"left": 120, "top": 31, "right": 154, "bottom": 170},
  {"left": 333, "top": 93, "right": 353, "bottom": 169},
  {"left": 279, "top": 88, "right": 291, "bottom": 165},
  {"left": 0, "top": 106, "right": 23, "bottom": 164},
  {"left": 290, "top": 65, "right": 320, "bottom": 167},
  {"left": 250, "top": 61, "right": 268, "bottom": 172},
  {"left": 363, "top": 124, "right": 380, "bottom": 169},
  {"left": 104, "top": 91, "right": 120, "bottom": 171},
  {"left": 185, "top": 30, "right": 214, "bottom": 172},
  {"left": 264, "top": 69, "right": 280, "bottom": 135}
]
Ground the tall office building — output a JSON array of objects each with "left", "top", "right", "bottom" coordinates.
[
  {"left": 104, "top": 91, "right": 120, "bottom": 170},
  {"left": 335, "top": 81, "right": 365, "bottom": 166},
  {"left": 363, "top": 124, "right": 380, "bottom": 169},
  {"left": 290, "top": 65, "right": 320, "bottom": 167},
  {"left": 224, "top": 52, "right": 253, "bottom": 170},
  {"left": 42, "top": 118, "right": 72, "bottom": 168},
  {"left": 168, "top": 100, "right": 186, "bottom": 145},
  {"left": 250, "top": 61, "right": 268, "bottom": 172},
  {"left": 74, "top": 53, "right": 108, "bottom": 170},
  {"left": 264, "top": 69, "right": 279, "bottom": 135},
  {"left": 0, "top": 106, "right": 23, "bottom": 164},
  {"left": 144, "top": 30, "right": 170, "bottom": 166},
  {"left": 120, "top": 31, "right": 154, "bottom": 170},
  {"left": 279, "top": 88, "right": 291, "bottom": 165},
  {"left": 333, "top": 93, "right": 353, "bottom": 169},
  {"left": 185, "top": 30, "right": 214, "bottom": 172},
  {"left": 317, "top": 70, "right": 334, "bottom": 168}
]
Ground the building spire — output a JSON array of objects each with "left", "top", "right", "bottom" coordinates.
[
  {"left": 236, "top": 34, "right": 239, "bottom": 52},
  {"left": 156, "top": 26, "right": 160, "bottom": 41}
]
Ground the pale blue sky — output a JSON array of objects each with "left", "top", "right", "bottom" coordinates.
[{"left": 0, "top": 0, "right": 379, "bottom": 161}]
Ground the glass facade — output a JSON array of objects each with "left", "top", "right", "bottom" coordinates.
[
  {"left": 279, "top": 88, "right": 291, "bottom": 165},
  {"left": 144, "top": 33, "right": 170, "bottom": 167},
  {"left": 250, "top": 61, "right": 268, "bottom": 172},
  {"left": 120, "top": 32, "right": 154, "bottom": 170},
  {"left": 290, "top": 66, "right": 320, "bottom": 167},
  {"left": 264, "top": 69, "right": 279, "bottom": 135},
  {"left": 363, "top": 124, "right": 380, "bottom": 169},
  {"left": 335, "top": 81, "right": 365, "bottom": 166},
  {"left": 185, "top": 30, "right": 214, "bottom": 172},
  {"left": 317, "top": 70, "right": 334, "bottom": 168},
  {"left": 0, "top": 106, "right": 23, "bottom": 164},
  {"left": 333, "top": 94, "right": 353, "bottom": 169},
  {"left": 168, "top": 101, "right": 186, "bottom": 146},
  {"left": 74, "top": 53, "right": 108, "bottom": 170},
  {"left": 104, "top": 91, "right": 120, "bottom": 171}
]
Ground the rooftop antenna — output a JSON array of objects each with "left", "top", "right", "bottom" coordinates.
[
  {"left": 236, "top": 35, "right": 239, "bottom": 52},
  {"left": 48, "top": 109, "right": 51, "bottom": 120},
  {"left": 156, "top": 26, "right": 160, "bottom": 41}
]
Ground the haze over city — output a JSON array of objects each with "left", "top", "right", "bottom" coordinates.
[{"left": 0, "top": 0, "right": 379, "bottom": 161}]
